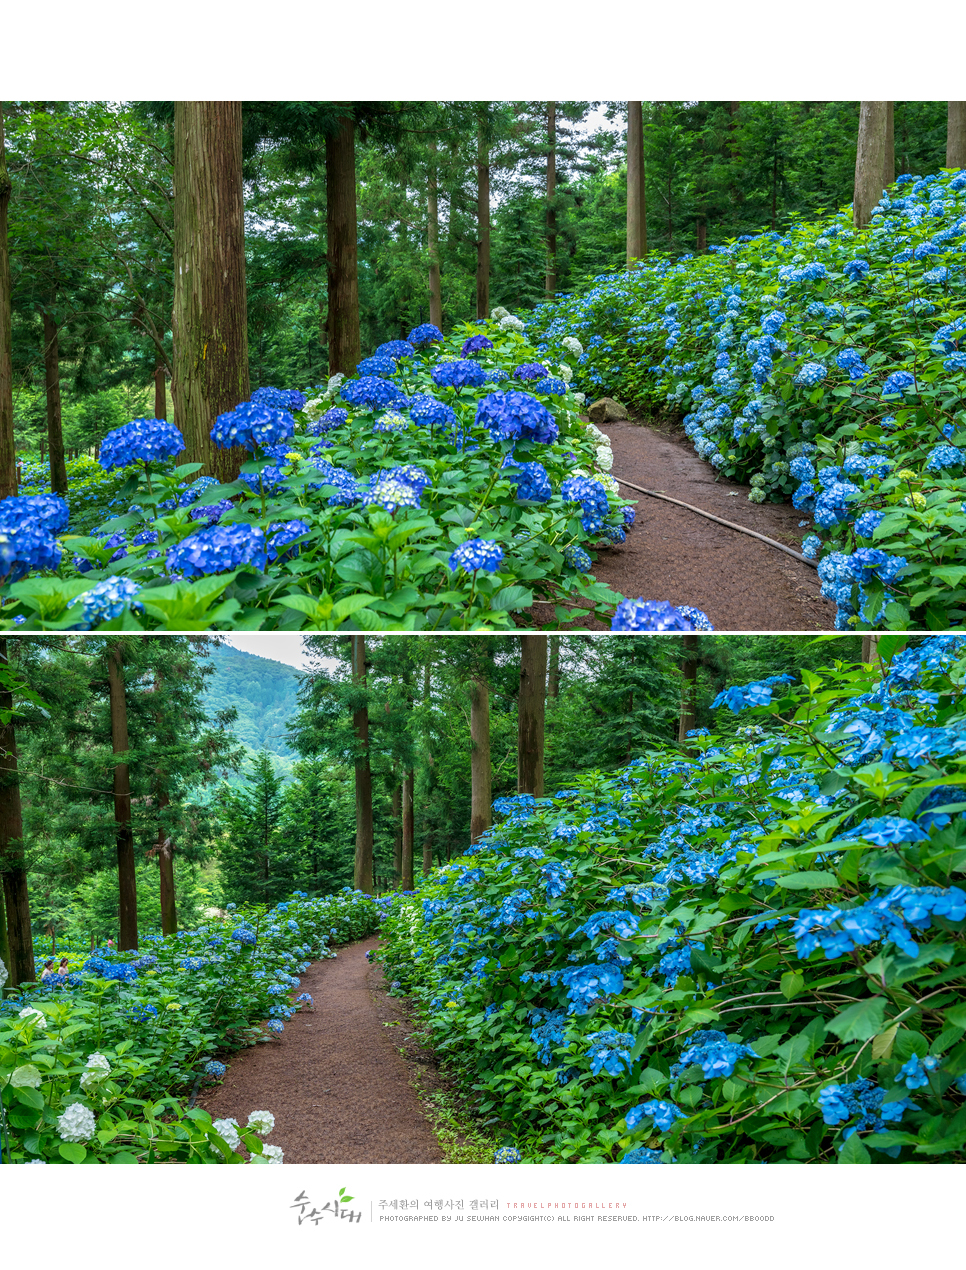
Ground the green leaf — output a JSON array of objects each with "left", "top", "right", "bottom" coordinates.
[
  {"left": 773, "top": 871, "right": 839, "bottom": 890},
  {"left": 780, "top": 971, "right": 805, "bottom": 1001},
  {"left": 871, "top": 1024, "right": 899, "bottom": 1061},
  {"left": 59, "top": 1142, "right": 88, "bottom": 1164},
  {"left": 826, "top": 997, "right": 888, "bottom": 1042},
  {"left": 837, "top": 1134, "right": 872, "bottom": 1164}
]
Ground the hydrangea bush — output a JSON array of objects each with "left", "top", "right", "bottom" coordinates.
[
  {"left": 526, "top": 169, "right": 966, "bottom": 630},
  {"left": 0, "top": 889, "right": 379, "bottom": 1162},
  {"left": 1, "top": 321, "right": 655, "bottom": 632},
  {"left": 378, "top": 635, "right": 966, "bottom": 1163}
]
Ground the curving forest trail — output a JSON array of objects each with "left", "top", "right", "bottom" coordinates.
[{"left": 197, "top": 936, "right": 443, "bottom": 1164}]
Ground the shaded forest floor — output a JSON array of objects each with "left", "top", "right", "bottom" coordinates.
[
  {"left": 525, "top": 416, "right": 836, "bottom": 632},
  {"left": 197, "top": 936, "right": 455, "bottom": 1164}
]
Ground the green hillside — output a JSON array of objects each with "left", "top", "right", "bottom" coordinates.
[{"left": 204, "top": 642, "right": 304, "bottom": 760}]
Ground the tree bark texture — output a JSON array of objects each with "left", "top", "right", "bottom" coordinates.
[
  {"left": 42, "top": 305, "right": 68, "bottom": 496},
  {"left": 861, "top": 633, "right": 882, "bottom": 666},
  {"left": 883, "top": 102, "right": 895, "bottom": 188},
  {"left": 517, "top": 635, "right": 547, "bottom": 796},
  {"left": 696, "top": 217, "right": 707, "bottom": 252},
  {"left": 422, "top": 833, "right": 433, "bottom": 877},
  {"left": 548, "top": 635, "right": 560, "bottom": 699},
  {"left": 853, "top": 102, "right": 888, "bottom": 230},
  {"left": 427, "top": 141, "right": 442, "bottom": 331},
  {"left": 0, "top": 107, "right": 15, "bottom": 501},
  {"left": 157, "top": 791, "right": 177, "bottom": 937},
  {"left": 626, "top": 101, "right": 647, "bottom": 265},
  {"left": 392, "top": 782, "right": 402, "bottom": 883},
  {"left": 476, "top": 122, "right": 490, "bottom": 319},
  {"left": 545, "top": 102, "right": 557, "bottom": 297},
  {"left": 108, "top": 643, "right": 138, "bottom": 951},
  {"left": 154, "top": 359, "right": 167, "bottom": 422},
  {"left": 0, "top": 639, "right": 33, "bottom": 987},
  {"left": 326, "top": 113, "right": 361, "bottom": 375},
  {"left": 402, "top": 770, "right": 414, "bottom": 892},
  {"left": 172, "top": 101, "right": 250, "bottom": 483},
  {"left": 351, "top": 635, "right": 374, "bottom": 893},
  {"left": 678, "top": 635, "right": 699, "bottom": 744},
  {"left": 469, "top": 675, "right": 491, "bottom": 844},
  {"left": 949, "top": 103, "right": 966, "bottom": 169}
]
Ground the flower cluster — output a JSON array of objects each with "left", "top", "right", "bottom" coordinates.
[{"left": 99, "top": 418, "right": 185, "bottom": 471}]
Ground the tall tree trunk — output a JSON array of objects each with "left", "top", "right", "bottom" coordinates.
[
  {"left": 853, "top": 102, "right": 888, "bottom": 230},
  {"left": 861, "top": 633, "right": 882, "bottom": 666},
  {"left": 108, "top": 643, "right": 138, "bottom": 951},
  {"left": 0, "top": 107, "right": 16, "bottom": 501},
  {"left": 469, "top": 674, "right": 491, "bottom": 844},
  {"left": 678, "top": 635, "right": 699, "bottom": 744},
  {"left": 0, "top": 639, "right": 33, "bottom": 987},
  {"left": 42, "top": 303, "right": 68, "bottom": 496},
  {"left": 626, "top": 101, "right": 647, "bottom": 265},
  {"left": 326, "top": 112, "right": 361, "bottom": 375},
  {"left": 476, "top": 120, "right": 491, "bottom": 320},
  {"left": 545, "top": 102, "right": 557, "bottom": 297},
  {"left": 422, "top": 832, "right": 433, "bottom": 876},
  {"left": 696, "top": 217, "right": 707, "bottom": 252},
  {"left": 157, "top": 791, "right": 177, "bottom": 937},
  {"left": 402, "top": 770, "right": 414, "bottom": 891},
  {"left": 351, "top": 635, "right": 373, "bottom": 893},
  {"left": 154, "top": 358, "right": 167, "bottom": 421},
  {"left": 392, "top": 781, "right": 402, "bottom": 884},
  {"left": 172, "top": 101, "right": 249, "bottom": 482},
  {"left": 548, "top": 635, "right": 561, "bottom": 699},
  {"left": 949, "top": 102, "right": 966, "bottom": 169},
  {"left": 883, "top": 102, "right": 895, "bottom": 188},
  {"left": 427, "top": 140, "right": 442, "bottom": 331},
  {"left": 0, "top": 882, "right": 10, "bottom": 991},
  {"left": 517, "top": 635, "right": 547, "bottom": 796}
]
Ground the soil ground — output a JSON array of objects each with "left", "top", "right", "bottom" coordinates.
[
  {"left": 523, "top": 416, "right": 836, "bottom": 633},
  {"left": 197, "top": 935, "right": 445, "bottom": 1164}
]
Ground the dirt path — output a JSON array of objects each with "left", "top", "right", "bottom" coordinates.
[
  {"left": 197, "top": 935, "right": 443, "bottom": 1164},
  {"left": 526, "top": 417, "right": 836, "bottom": 632}
]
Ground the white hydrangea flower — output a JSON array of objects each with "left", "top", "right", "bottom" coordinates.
[
  {"left": 324, "top": 373, "right": 345, "bottom": 399},
  {"left": 10, "top": 1064, "right": 43, "bottom": 1089},
  {"left": 18, "top": 1007, "right": 46, "bottom": 1029},
  {"left": 490, "top": 306, "right": 509, "bottom": 321},
  {"left": 57, "top": 1103, "right": 97, "bottom": 1144},
  {"left": 559, "top": 363, "right": 573, "bottom": 384},
  {"left": 597, "top": 473, "right": 620, "bottom": 496},
  {"left": 249, "top": 1144, "right": 284, "bottom": 1164},
  {"left": 80, "top": 1052, "right": 111, "bottom": 1090},
  {"left": 573, "top": 392, "right": 586, "bottom": 406},
  {"left": 247, "top": 1110, "right": 275, "bottom": 1136},
  {"left": 562, "top": 335, "right": 583, "bottom": 358},
  {"left": 499, "top": 315, "right": 525, "bottom": 333},
  {"left": 595, "top": 444, "right": 614, "bottom": 472},
  {"left": 212, "top": 1118, "right": 241, "bottom": 1150},
  {"left": 302, "top": 397, "right": 325, "bottom": 418},
  {"left": 0, "top": 957, "right": 7, "bottom": 989},
  {"left": 584, "top": 421, "right": 607, "bottom": 443}
]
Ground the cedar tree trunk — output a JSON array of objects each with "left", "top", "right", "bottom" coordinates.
[
  {"left": 154, "top": 358, "right": 167, "bottom": 422},
  {"left": 0, "top": 108, "right": 15, "bottom": 500},
  {"left": 0, "top": 639, "right": 33, "bottom": 987},
  {"left": 108, "top": 643, "right": 138, "bottom": 951},
  {"left": 351, "top": 635, "right": 373, "bottom": 893},
  {"left": 517, "top": 635, "right": 547, "bottom": 796},
  {"left": 678, "top": 634, "right": 699, "bottom": 744},
  {"left": 157, "top": 792, "right": 177, "bottom": 937},
  {"left": 402, "top": 769, "right": 414, "bottom": 892},
  {"left": 626, "top": 101, "right": 647, "bottom": 264},
  {"left": 853, "top": 102, "right": 888, "bottom": 230},
  {"left": 428, "top": 141, "right": 442, "bottom": 331},
  {"left": 949, "top": 103, "right": 966, "bottom": 169},
  {"left": 883, "top": 102, "right": 895, "bottom": 188},
  {"left": 172, "top": 101, "right": 249, "bottom": 483},
  {"left": 469, "top": 674, "right": 491, "bottom": 844},
  {"left": 548, "top": 635, "right": 561, "bottom": 699},
  {"left": 392, "top": 781, "right": 402, "bottom": 884},
  {"left": 476, "top": 120, "right": 490, "bottom": 320},
  {"left": 42, "top": 304, "right": 68, "bottom": 496},
  {"left": 326, "top": 112, "right": 361, "bottom": 375},
  {"left": 545, "top": 102, "right": 557, "bottom": 297}
]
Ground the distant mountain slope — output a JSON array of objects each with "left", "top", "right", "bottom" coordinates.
[{"left": 204, "top": 642, "right": 305, "bottom": 759}]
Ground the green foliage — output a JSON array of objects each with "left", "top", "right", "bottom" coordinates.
[{"left": 378, "top": 636, "right": 966, "bottom": 1164}]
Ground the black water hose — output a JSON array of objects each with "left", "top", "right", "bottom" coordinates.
[{"left": 614, "top": 474, "right": 818, "bottom": 569}]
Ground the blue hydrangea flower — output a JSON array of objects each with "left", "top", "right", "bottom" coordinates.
[
  {"left": 99, "top": 418, "right": 184, "bottom": 470},
  {"left": 673, "top": 1029, "right": 756, "bottom": 1080},
  {"left": 407, "top": 323, "right": 444, "bottom": 346},
  {"left": 677, "top": 605, "right": 714, "bottom": 630},
  {"left": 340, "top": 376, "right": 408, "bottom": 411},
  {"left": 761, "top": 310, "right": 786, "bottom": 335},
  {"left": 266, "top": 1019, "right": 284, "bottom": 1034},
  {"left": 166, "top": 523, "right": 267, "bottom": 578},
  {"left": 375, "top": 340, "right": 415, "bottom": 361},
  {"left": 533, "top": 376, "right": 568, "bottom": 395},
  {"left": 1, "top": 493, "right": 70, "bottom": 534},
  {"left": 843, "top": 259, "right": 870, "bottom": 281},
  {"left": 211, "top": 401, "right": 295, "bottom": 450},
  {"left": 252, "top": 386, "right": 305, "bottom": 411},
  {"left": 494, "top": 1147, "right": 522, "bottom": 1163},
  {"left": 564, "top": 544, "right": 592, "bottom": 571},
  {"left": 611, "top": 599, "right": 698, "bottom": 632},
  {"left": 308, "top": 407, "right": 348, "bottom": 435},
  {"left": 926, "top": 444, "right": 965, "bottom": 471},
  {"left": 431, "top": 360, "right": 486, "bottom": 390},
  {"left": 620, "top": 1147, "right": 667, "bottom": 1163},
  {"left": 476, "top": 391, "right": 559, "bottom": 445},
  {"left": 626, "top": 1100, "right": 686, "bottom": 1132},
  {"left": 853, "top": 510, "right": 884, "bottom": 538},
  {"left": 461, "top": 335, "right": 493, "bottom": 356},
  {"left": 513, "top": 363, "right": 549, "bottom": 381},
  {"left": 355, "top": 355, "right": 399, "bottom": 378},
  {"left": 795, "top": 362, "right": 827, "bottom": 388},
  {"left": 365, "top": 477, "right": 422, "bottom": 513},
  {"left": 895, "top": 1054, "right": 940, "bottom": 1090},
  {"left": 449, "top": 539, "right": 504, "bottom": 573},
  {"left": 266, "top": 520, "right": 310, "bottom": 562},
  {"left": 882, "top": 370, "right": 916, "bottom": 396},
  {"left": 0, "top": 511, "right": 63, "bottom": 583},
  {"left": 504, "top": 460, "right": 551, "bottom": 503},
  {"left": 68, "top": 577, "right": 144, "bottom": 628},
  {"left": 408, "top": 393, "right": 458, "bottom": 433}
]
